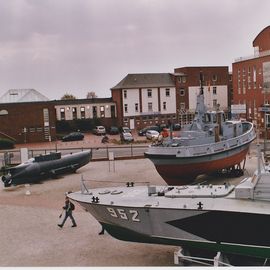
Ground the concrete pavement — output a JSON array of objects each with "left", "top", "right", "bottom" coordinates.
[{"left": 0, "top": 153, "right": 258, "bottom": 266}]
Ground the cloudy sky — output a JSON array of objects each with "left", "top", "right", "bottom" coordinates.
[{"left": 0, "top": 0, "right": 269, "bottom": 100}]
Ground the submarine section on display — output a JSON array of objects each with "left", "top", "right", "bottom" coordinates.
[{"left": 1, "top": 150, "right": 92, "bottom": 187}]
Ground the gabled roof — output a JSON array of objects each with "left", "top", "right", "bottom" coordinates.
[
  {"left": 0, "top": 89, "right": 49, "bottom": 103},
  {"left": 111, "top": 73, "right": 175, "bottom": 90}
]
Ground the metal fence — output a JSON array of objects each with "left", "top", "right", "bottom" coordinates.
[{"left": 0, "top": 144, "right": 149, "bottom": 166}]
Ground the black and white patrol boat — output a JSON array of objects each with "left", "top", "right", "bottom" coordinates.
[{"left": 68, "top": 146, "right": 270, "bottom": 261}]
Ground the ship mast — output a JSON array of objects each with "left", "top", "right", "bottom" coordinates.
[{"left": 190, "top": 72, "right": 207, "bottom": 130}]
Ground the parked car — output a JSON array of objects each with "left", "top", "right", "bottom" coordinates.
[
  {"left": 173, "top": 123, "right": 181, "bottom": 131},
  {"left": 62, "top": 132, "right": 84, "bottom": 142},
  {"left": 108, "top": 126, "right": 119, "bottom": 135},
  {"left": 158, "top": 123, "right": 168, "bottom": 132},
  {"left": 120, "top": 132, "right": 134, "bottom": 143},
  {"left": 93, "top": 126, "right": 106, "bottom": 135},
  {"left": 121, "top": 126, "right": 131, "bottom": 133},
  {"left": 146, "top": 130, "right": 160, "bottom": 140},
  {"left": 138, "top": 125, "right": 159, "bottom": 136}
]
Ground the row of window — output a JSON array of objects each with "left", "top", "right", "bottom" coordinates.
[
  {"left": 123, "top": 114, "right": 177, "bottom": 122},
  {"left": 123, "top": 88, "right": 171, "bottom": 99},
  {"left": 237, "top": 65, "right": 262, "bottom": 94},
  {"left": 178, "top": 74, "right": 219, "bottom": 83},
  {"left": 21, "top": 127, "right": 45, "bottom": 133},
  {"left": 59, "top": 105, "right": 115, "bottom": 120},
  {"left": 124, "top": 102, "right": 168, "bottom": 113}
]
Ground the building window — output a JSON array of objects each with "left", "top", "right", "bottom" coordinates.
[
  {"left": 80, "top": 107, "right": 85, "bottom": 119},
  {"left": 135, "top": 103, "right": 138, "bottom": 112},
  {"left": 60, "top": 108, "right": 65, "bottom": 120},
  {"left": 253, "top": 66, "right": 257, "bottom": 83},
  {"left": 148, "top": 102, "right": 153, "bottom": 112},
  {"left": 213, "top": 86, "right": 217, "bottom": 95},
  {"left": 165, "top": 88, "right": 170, "bottom": 97},
  {"left": 266, "top": 114, "right": 270, "bottom": 128},
  {"left": 163, "top": 102, "right": 167, "bottom": 110},
  {"left": 212, "top": 74, "right": 217, "bottom": 81},
  {"left": 93, "top": 106, "right": 97, "bottom": 118},
  {"left": 123, "top": 90, "right": 127, "bottom": 99},
  {"left": 213, "top": 99, "right": 217, "bottom": 108},
  {"left": 72, "top": 107, "right": 77, "bottom": 119},
  {"left": 243, "top": 68, "right": 246, "bottom": 77},
  {"left": 182, "top": 76, "right": 186, "bottom": 83},
  {"left": 100, "top": 106, "right": 105, "bottom": 118},
  {"left": 180, "top": 103, "right": 185, "bottom": 110},
  {"left": 124, "top": 104, "right": 128, "bottom": 113},
  {"left": 147, "top": 89, "right": 152, "bottom": 98},
  {"left": 178, "top": 77, "right": 182, "bottom": 83},
  {"left": 180, "top": 88, "right": 185, "bottom": 96}
]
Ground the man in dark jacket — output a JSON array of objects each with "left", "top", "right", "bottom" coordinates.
[{"left": 58, "top": 193, "right": 77, "bottom": 228}]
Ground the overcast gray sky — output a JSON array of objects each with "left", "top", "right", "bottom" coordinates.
[{"left": 0, "top": 0, "right": 269, "bottom": 100}]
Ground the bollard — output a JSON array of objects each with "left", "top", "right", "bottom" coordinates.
[{"left": 25, "top": 184, "right": 31, "bottom": 195}]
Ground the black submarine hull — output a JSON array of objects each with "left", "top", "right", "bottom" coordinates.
[{"left": 2, "top": 150, "right": 92, "bottom": 187}]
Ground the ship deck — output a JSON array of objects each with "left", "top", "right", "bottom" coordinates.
[{"left": 69, "top": 182, "right": 270, "bottom": 215}]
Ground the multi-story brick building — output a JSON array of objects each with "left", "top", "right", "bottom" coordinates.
[
  {"left": 232, "top": 25, "right": 270, "bottom": 131},
  {"left": 174, "top": 66, "right": 230, "bottom": 125},
  {"left": 111, "top": 67, "right": 230, "bottom": 129},
  {"left": 0, "top": 97, "right": 117, "bottom": 143},
  {"left": 0, "top": 101, "right": 57, "bottom": 143}
]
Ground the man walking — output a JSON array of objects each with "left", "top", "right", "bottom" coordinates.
[{"left": 58, "top": 192, "right": 77, "bottom": 228}]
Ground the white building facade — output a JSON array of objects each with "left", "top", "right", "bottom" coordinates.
[
  {"left": 111, "top": 73, "right": 177, "bottom": 129},
  {"left": 188, "top": 85, "right": 228, "bottom": 112},
  {"left": 54, "top": 98, "right": 116, "bottom": 121}
]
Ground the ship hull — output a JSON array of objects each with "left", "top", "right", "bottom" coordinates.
[
  {"left": 145, "top": 142, "right": 251, "bottom": 185},
  {"left": 75, "top": 201, "right": 270, "bottom": 259}
]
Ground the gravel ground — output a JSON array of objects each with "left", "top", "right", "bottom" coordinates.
[{"left": 0, "top": 155, "right": 257, "bottom": 267}]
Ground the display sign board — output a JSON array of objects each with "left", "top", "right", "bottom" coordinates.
[
  {"left": 231, "top": 104, "right": 246, "bottom": 114},
  {"left": 259, "top": 106, "right": 270, "bottom": 112}
]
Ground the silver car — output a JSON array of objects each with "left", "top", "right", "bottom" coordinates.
[
  {"left": 146, "top": 130, "right": 159, "bottom": 140},
  {"left": 120, "top": 132, "right": 134, "bottom": 143},
  {"left": 93, "top": 126, "right": 106, "bottom": 135}
]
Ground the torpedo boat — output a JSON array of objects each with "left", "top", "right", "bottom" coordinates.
[
  {"left": 68, "top": 146, "right": 270, "bottom": 261},
  {"left": 144, "top": 74, "right": 256, "bottom": 185},
  {"left": 2, "top": 150, "right": 92, "bottom": 187}
]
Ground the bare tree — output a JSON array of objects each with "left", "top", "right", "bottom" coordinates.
[
  {"left": 87, "top": 91, "right": 97, "bottom": 99},
  {"left": 61, "top": 93, "right": 77, "bottom": 100}
]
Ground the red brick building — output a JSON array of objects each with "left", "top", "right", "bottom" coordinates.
[
  {"left": 174, "top": 66, "right": 230, "bottom": 124},
  {"left": 111, "top": 67, "right": 230, "bottom": 129},
  {"left": 0, "top": 101, "right": 57, "bottom": 143},
  {"left": 232, "top": 25, "right": 270, "bottom": 132}
]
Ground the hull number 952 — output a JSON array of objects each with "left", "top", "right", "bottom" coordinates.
[{"left": 107, "top": 207, "right": 140, "bottom": 222}]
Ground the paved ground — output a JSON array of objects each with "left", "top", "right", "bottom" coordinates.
[{"left": 0, "top": 149, "right": 258, "bottom": 267}]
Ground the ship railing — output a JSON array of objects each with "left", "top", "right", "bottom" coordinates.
[
  {"left": 79, "top": 175, "right": 150, "bottom": 194},
  {"left": 156, "top": 124, "right": 256, "bottom": 157},
  {"left": 174, "top": 247, "right": 231, "bottom": 266}
]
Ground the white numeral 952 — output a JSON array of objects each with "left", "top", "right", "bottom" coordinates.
[{"left": 107, "top": 207, "right": 140, "bottom": 222}]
